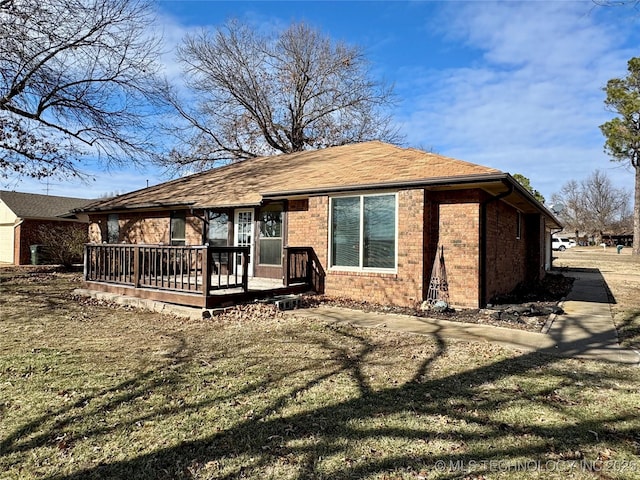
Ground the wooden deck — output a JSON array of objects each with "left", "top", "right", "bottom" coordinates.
[{"left": 83, "top": 244, "right": 324, "bottom": 308}]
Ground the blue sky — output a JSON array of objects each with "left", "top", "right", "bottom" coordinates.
[{"left": 5, "top": 0, "right": 640, "bottom": 203}]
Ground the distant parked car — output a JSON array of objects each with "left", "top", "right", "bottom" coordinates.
[
  {"left": 552, "top": 237, "right": 571, "bottom": 251},
  {"left": 559, "top": 237, "right": 575, "bottom": 248}
]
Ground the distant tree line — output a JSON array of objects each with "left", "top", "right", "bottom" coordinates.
[{"left": 551, "top": 170, "right": 632, "bottom": 243}]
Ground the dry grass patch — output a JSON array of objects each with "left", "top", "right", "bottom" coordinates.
[{"left": 1, "top": 268, "right": 639, "bottom": 479}]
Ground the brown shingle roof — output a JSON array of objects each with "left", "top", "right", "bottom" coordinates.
[
  {"left": 83, "top": 141, "right": 502, "bottom": 211},
  {"left": 0, "top": 190, "right": 93, "bottom": 219}
]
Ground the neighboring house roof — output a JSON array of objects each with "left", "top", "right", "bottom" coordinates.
[
  {"left": 0, "top": 190, "right": 93, "bottom": 219},
  {"left": 79, "top": 141, "right": 561, "bottom": 227}
]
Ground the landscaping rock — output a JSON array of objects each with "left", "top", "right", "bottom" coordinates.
[{"left": 431, "top": 300, "right": 450, "bottom": 313}]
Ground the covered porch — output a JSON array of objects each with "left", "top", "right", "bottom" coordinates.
[{"left": 83, "top": 244, "right": 324, "bottom": 309}]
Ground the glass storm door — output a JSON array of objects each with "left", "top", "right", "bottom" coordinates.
[{"left": 234, "top": 209, "right": 254, "bottom": 275}]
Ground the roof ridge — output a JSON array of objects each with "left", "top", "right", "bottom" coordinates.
[
  {"left": 0, "top": 190, "right": 93, "bottom": 219},
  {"left": 81, "top": 141, "right": 505, "bottom": 212},
  {"left": 0, "top": 190, "right": 92, "bottom": 202}
]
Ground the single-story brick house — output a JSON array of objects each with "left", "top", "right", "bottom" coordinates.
[
  {"left": 0, "top": 190, "right": 91, "bottom": 265},
  {"left": 79, "top": 141, "right": 561, "bottom": 309}
]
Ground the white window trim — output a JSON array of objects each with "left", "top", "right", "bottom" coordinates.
[{"left": 328, "top": 192, "right": 398, "bottom": 274}]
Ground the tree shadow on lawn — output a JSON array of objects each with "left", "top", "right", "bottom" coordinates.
[
  {"left": 2, "top": 272, "right": 638, "bottom": 479},
  {"left": 8, "top": 328, "right": 631, "bottom": 480}
]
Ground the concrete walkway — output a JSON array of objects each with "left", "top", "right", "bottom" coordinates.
[
  {"left": 546, "top": 268, "right": 640, "bottom": 364},
  {"left": 291, "top": 269, "right": 640, "bottom": 365}
]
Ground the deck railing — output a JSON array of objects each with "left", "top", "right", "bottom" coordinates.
[
  {"left": 84, "top": 244, "right": 323, "bottom": 308},
  {"left": 283, "top": 246, "right": 325, "bottom": 293},
  {"left": 84, "top": 244, "right": 249, "bottom": 295}
]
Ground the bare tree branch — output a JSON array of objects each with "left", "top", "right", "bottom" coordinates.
[
  {"left": 0, "top": 0, "right": 167, "bottom": 179},
  {"left": 162, "top": 20, "right": 402, "bottom": 171},
  {"left": 551, "top": 170, "right": 632, "bottom": 241}
]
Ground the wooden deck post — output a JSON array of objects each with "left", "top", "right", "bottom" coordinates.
[
  {"left": 305, "top": 247, "right": 312, "bottom": 285},
  {"left": 83, "top": 244, "right": 89, "bottom": 280},
  {"left": 242, "top": 248, "right": 249, "bottom": 292},
  {"left": 202, "top": 246, "right": 212, "bottom": 308},
  {"left": 283, "top": 246, "right": 290, "bottom": 286},
  {"left": 133, "top": 246, "right": 140, "bottom": 288}
]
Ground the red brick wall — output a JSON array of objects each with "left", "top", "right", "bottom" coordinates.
[
  {"left": 88, "top": 211, "right": 204, "bottom": 245},
  {"left": 484, "top": 201, "right": 527, "bottom": 303},
  {"left": 121, "top": 212, "right": 169, "bottom": 244},
  {"left": 436, "top": 202, "right": 481, "bottom": 308},
  {"left": 287, "top": 196, "right": 329, "bottom": 257},
  {"left": 82, "top": 191, "right": 543, "bottom": 309},
  {"left": 287, "top": 190, "right": 425, "bottom": 307},
  {"left": 426, "top": 190, "right": 546, "bottom": 308},
  {"left": 88, "top": 221, "right": 102, "bottom": 243},
  {"left": 525, "top": 213, "right": 545, "bottom": 284},
  {"left": 185, "top": 213, "right": 204, "bottom": 245},
  {"left": 425, "top": 190, "right": 484, "bottom": 308}
]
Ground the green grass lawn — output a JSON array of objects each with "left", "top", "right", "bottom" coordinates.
[{"left": 1, "top": 269, "right": 639, "bottom": 479}]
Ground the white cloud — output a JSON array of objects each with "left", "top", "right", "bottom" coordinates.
[{"left": 397, "top": 1, "right": 639, "bottom": 199}]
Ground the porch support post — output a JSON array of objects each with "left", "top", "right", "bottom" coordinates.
[
  {"left": 202, "top": 246, "right": 212, "bottom": 308},
  {"left": 83, "top": 244, "right": 89, "bottom": 280},
  {"left": 305, "top": 247, "right": 312, "bottom": 285},
  {"left": 133, "top": 246, "right": 140, "bottom": 288},
  {"left": 283, "top": 246, "right": 290, "bottom": 286},
  {"left": 242, "top": 248, "right": 249, "bottom": 292}
]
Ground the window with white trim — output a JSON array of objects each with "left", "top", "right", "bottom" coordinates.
[{"left": 330, "top": 193, "right": 397, "bottom": 270}]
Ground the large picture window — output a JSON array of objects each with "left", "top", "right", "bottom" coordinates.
[
  {"left": 331, "top": 194, "right": 396, "bottom": 270},
  {"left": 259, "top": 205, "right": 282, "bottom": 265}
]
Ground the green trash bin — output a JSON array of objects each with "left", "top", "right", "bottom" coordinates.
[
  {"left": 617, "top": 245, "right": 623, "bottom": 254},
  {"left": 30, "top": 245, "right": 44, "bottom": 265}
]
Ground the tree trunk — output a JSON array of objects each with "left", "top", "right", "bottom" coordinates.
[{"left": 634, "top": 165, "right": 640, "bottom": 255}]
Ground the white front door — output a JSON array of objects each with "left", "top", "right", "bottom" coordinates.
[{"left": 234, "top": 209, "right": 254, "bottom": 276}]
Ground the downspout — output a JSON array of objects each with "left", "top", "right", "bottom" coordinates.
[{"left": 480, "top": 181, "right": 513, "bottom": 307}]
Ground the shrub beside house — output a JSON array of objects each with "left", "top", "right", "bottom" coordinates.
[{"left": 0, "top": 191, "right": 92, "bottom": 265}]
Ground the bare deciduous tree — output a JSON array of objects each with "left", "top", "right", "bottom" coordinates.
[
  {"left": 551, "top": 170, "right": 631, "bottom": 241},
  {"left": 0, "top": 0, "right": 165, "bottom": 180},
  {"left": 163, "top": 20, "right": 401, "bottom": 170}
]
